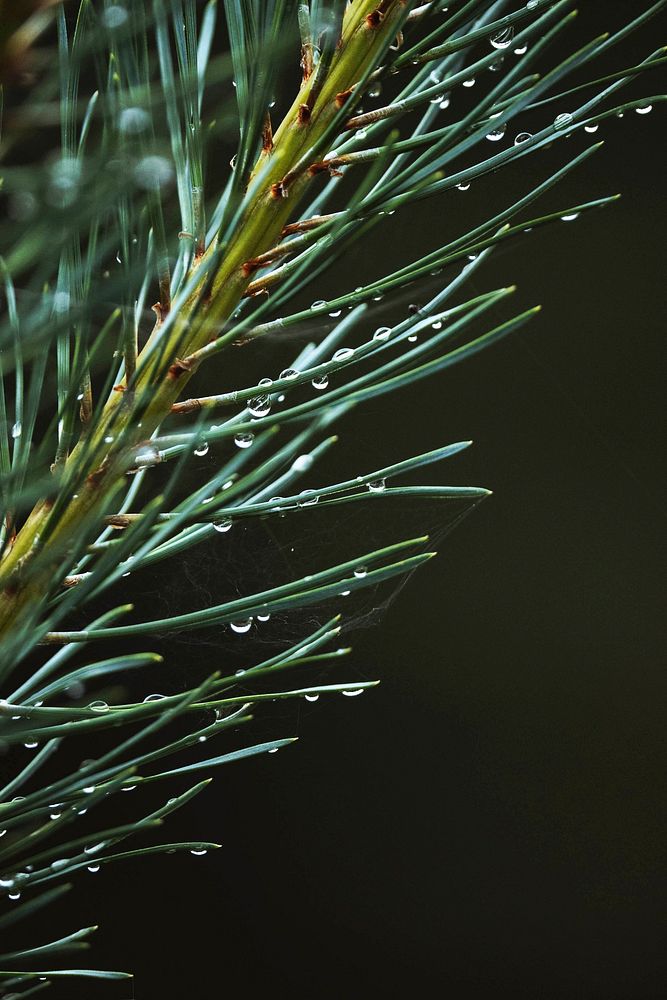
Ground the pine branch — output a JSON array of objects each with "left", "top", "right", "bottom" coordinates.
[{"left": 0, "top": 0, "right": 663, "bottom": 988}]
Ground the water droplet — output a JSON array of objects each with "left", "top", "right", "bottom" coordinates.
[
  {"left": 134, "top": 443, "right": 161, "bottom": 469},
  {"left": 49, "top": 804, "right": 63, "bottom": 820},
  {"left": 584, "top": 123, "right": 599, "bottom": 133},
  {"left": 51, "top": 858, "right": 70, "bottom": 870},
  {"left": 373, "top": 326, "right": 391, "bottom": 341},
  {"left": 87, "top": 864, "right": 101, "bottom": 873},
  {"left": 268, "top": 747, "right": 280, "bottom": 754},
  {"left": 486, "top": 121, "right": 506, "bottom": 142},
  {"left": 8, "top": 890, "right": 21, "bottom": 901},
  {"left": 561, "top": 213, "right": 579, "bottom": 222},
  {"left": 297, "top": 490, "right": 318, "bottom": 507},
  {"left": 279, "top": 368, "right": 299, "bottom": 380},
  {"left": 122, "top": 784, "right": 137, "bottom": 792},
  {"left": 329, "top": 308, "right": 342, "bottom": 317},
  {"left": 84, "top": 842, "right": 105, "bottom": 855},
  {"left": 213, "top": 518, "right": 233, "bottom": 533},
  {"left": 257, "top": 612, "right": 271, "bottom": 622},
  {"left": 54, "top": 290, "right": 70, "bottom": 313},
  {"left": 553, "top": 112, "right": 573, "bottom": 130},
  {"left": 490, "top": 26, "right": 514, "bottom": 49},
  {"left": 635, "top": 104, "right": 653, "bottom": 115},
  {"left": 292, "top": 455, "right": 313, "bottom": 474},
  {"left": 408, "top": 334, "right": 418, "bottom": 343},
  {"left": 24, "top": 741, "right": 38, "bottom": 750},
  {"left": 119, "top": 107, "right": 151, "bottom": 134},
  {"left": 304, "top": 693, "right": 320, "bottom": 703},
  {"left": 10, "top": 421, "right": 21, "bottom": 439},
  {"left": 102, "top": 4, "right": 128, "bottom": 28},
  {"left": 143, "top": 693, "right": 166, "bottom": 703},
  {"left": 104, "top": 435, "right": 114, "bottom": 445},
  {"left": 235, "top": 669, "right": 246, "bottom": 678},
  {"left": 310, "top": 299, "right": 326, "bottom": 310},
  {"left": 190, "top": 848, "right": 208, "bottom": 856},
  {"left": 456, "top": 181, "right": 471, "bottom": 191},
  {"left": 432, "top": 319, "right": 443, "bottom": 330},
  {"left": 194, "top": 440, "right": 209, "bottom": 457},
  {"left": 354, "top": 566, "right": 368, "bottom": 579},
  {"left": 47, "top": 156, "right": 82, "bottom": 207},
  {"left": 332, "top": 348, "right": 354, "bottom": 362},
  {"left": 311, "top": 373, "right": 329, "bottom": 390},
  {"left": 82, "top": 785, "right": 96, "bottom": 795},
  {"left": 248, "top": 394, "right": 271, "bottom": 417},
  {"left": 354, "top": 128, "right": 367, "bottom": 140},
  {"left": 134, "top": 155, "right": 174, "bottom": 190},
  {"left": 514, "top": 131, "right": 532, "bottom": 145},
  {"left": 342, "top": 688, "right": 364, "bottom": 697},
  {"left": 230, "top": 619, "right": 252, "bottom": 634},
  {"left": 462, "top": 78, "right": 476, "bottom": 88},
  {"left": 367, "top": 82, "right": 382, "bottom": 99},
  {"left": 527, "top": 0, "right": 538, "bottom": 9},
  {"left": 88, "top": 700, "right": 109, "bottom": 713},
  {"left": 514, "top": 44, "right": 528, "bottom": 55},
  {"left": 368, "top": 479, "right": 386, "bottom": 492},
  {"left": 234, "top": 432, "right": 255, "bottom": 449},
  {"left": 439, "top": 97, "right": 450, "bottom": 111}
]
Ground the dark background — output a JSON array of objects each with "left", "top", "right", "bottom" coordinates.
[{"left": 10, "top": 4, "right": 667, "bottom": 998}]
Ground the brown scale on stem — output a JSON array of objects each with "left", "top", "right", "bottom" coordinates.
[
  {"left": 262, "top": 111, "right": 274, "bottom": 152},
  {"left": 282, "top": 213, "right": 336, "bottom": 236},
  {"left": 300, "top": 44, "right": 314, "bottom": 82},
  {"left": 167, "top": 356, "right": 199, "bottom": 380},
  {"left": 335, "top": 87, "right": 353, "bottom": 107},
  {"left": 170, "top": 398, "right": 202, "bottom": 416},
  {"left": 241, "top": 258, "right": 263, "bottom": 277}
]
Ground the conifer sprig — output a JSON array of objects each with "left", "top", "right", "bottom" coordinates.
[{"left": 0, "top": 0, "right": 663, "bottom": 990}]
